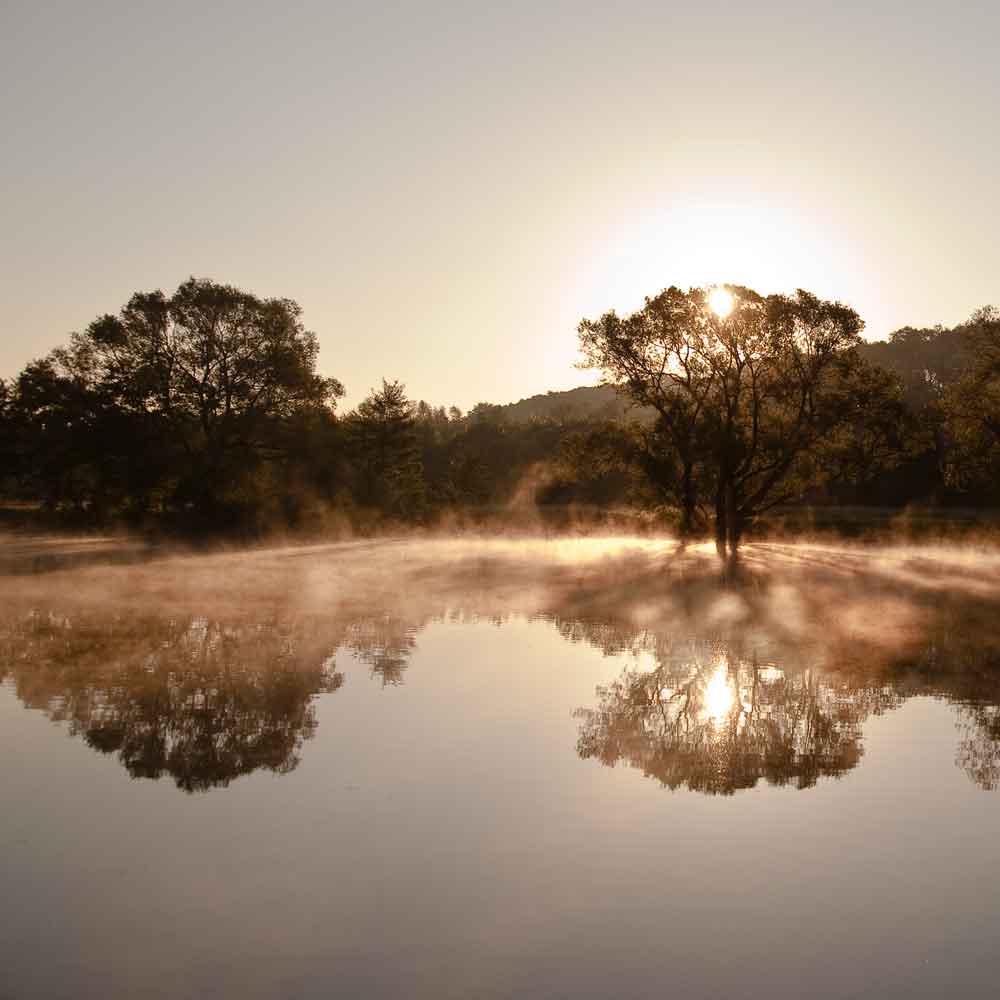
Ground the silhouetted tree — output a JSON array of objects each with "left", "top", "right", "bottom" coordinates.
[
  {"left": 811, "top": 353, "right": 917, "bottom": 499},
  {"left": 4, "top": 278, "right": 344, "bottom": 528},
  {"left": 579, "top": 285, "right": 885, "bottom": 555},
  {"left": 942, "top": 306, "right": 1000, "bottom": 494},
  {"left": 861, "top": 323, "right": 971, "bottom": 409},
  {"left": 0, "top": 377, "right": 20, "bottom": 499},
  {"left": 347, "top": 379, "right": 425, "bottom": 517},
  {"left": 856, "top": 322, "right": 974, "bottom": 504},
  {"left": 56, "top": 277, "right": 343, "bottom": 520},
  {"left": 5, "top": 358, "right": 128, "bottom": 514},
  {"left": 554, "top": 422, "right": 648, "bottom": 510},
  {"left": 0, "top": 378, "right": 11, "bottom": 476}
]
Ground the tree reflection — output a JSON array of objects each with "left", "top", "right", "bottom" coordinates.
[
  {"left": 4, "top": 540, "right": 1000, "bottom": 794},
  {"left": 574, "top": 640, "right": 900, "bottom": 794},
  {"left": 955, "top": 704, "right": 1000, "bottom": 791},
  {"left": 2, "top": 611, "right": 343, "bottom": 792},
  {"left": 344, "top": 615, "right": 418, "bottom": 686}
]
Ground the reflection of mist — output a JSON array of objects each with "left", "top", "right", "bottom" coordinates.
[{"left": 3, "top": 536, "right": 1000, "bottom": 792}]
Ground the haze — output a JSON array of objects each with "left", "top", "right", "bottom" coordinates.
[
  {"left": 5, "top": 536, "right": 1000, "bottom": 998},
  {"left": 3, "top": 1, "right": 998, "bottom": 408}
]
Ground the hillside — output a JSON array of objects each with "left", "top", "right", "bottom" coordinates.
[
  {"left": 494, "top": 329, "right": 975, "bottom": 424},
  {"left": 484, "top": 384, "right": 636, "bottom": 423}
]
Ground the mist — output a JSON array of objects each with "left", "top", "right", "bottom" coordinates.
[{"left": 4, "top": 532, "right": 1000, "bottom": 791}]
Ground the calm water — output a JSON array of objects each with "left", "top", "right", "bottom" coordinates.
[{"left": 2, "top": 537, "right": 1000, "bottom": 999}]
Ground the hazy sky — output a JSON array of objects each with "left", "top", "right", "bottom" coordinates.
[{"left": 2, "top": 1, "right": 997, "bottom": 410}]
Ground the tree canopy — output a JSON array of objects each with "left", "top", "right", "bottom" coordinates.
[
  {"left": 578, "top": 284, "right": 902, "bottom": 554},
  {"left": 942, "top": 306, "right": 1000, "bottom": 494},
  {"left": 1, "top": 275, "right": 998, "bottom": 540},
  {"left": 346, "top": 379, "right": 425, "bottom": 517},
  {"left": 4, "top": 278, "right": 344, "bottom": 526}
]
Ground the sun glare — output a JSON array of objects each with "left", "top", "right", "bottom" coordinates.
[
  {"left": 709, "top": 287, "right": 734, "bottom": 319},
  {"left": 703, "top": 664, "right": 734, "bottom": 722}
]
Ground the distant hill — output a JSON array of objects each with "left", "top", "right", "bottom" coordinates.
[
  {"left": 484, "top": 328, "right": 968, "bottom": 424},
  {"left": 482, "top": 384, "right": 638, "bottom": 424}
]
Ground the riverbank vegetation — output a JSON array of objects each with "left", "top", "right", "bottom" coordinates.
[{"left": 1, "top": 278, "right": 997, "bottom": 547}]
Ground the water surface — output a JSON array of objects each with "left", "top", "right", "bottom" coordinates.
[{"left": 2, "top": 537, "right": 999, "bottom": 998}]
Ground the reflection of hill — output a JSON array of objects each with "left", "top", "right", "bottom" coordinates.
[{"left": 1, "top": 612, "right": 343, "bottom": 792}]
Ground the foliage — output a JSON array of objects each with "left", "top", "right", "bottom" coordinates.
[
  {"left": 346, "top": 380, "right": 425, "bottom": 518},
  {"left": 2, "top": 276, "right": 998, "bottom": 539},
  {"left": 941, "top": 306, "right": 1000, "bottom": 495},
  {"left": 578, "top": 284, "right": 894, "bottom": 554},
  {"left": 4, "top": 278, "right": 344, "bottom": 529},
  {"left": 861, "top": 323, "right": 971, "bottom": 408}
]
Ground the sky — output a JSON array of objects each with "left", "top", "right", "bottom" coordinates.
[{"left": 2, "top": 1, "right": 997, "bottom": 411}]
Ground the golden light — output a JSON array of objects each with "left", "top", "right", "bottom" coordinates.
[
  {"left": 703, "top": 664, "right": 734, "bottom": 722},
  {"left": 708, "top": 287, "right": 734, "bottom": 319}
]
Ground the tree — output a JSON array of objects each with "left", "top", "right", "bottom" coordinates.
[
  {"left": 8, "top": 278, "right": 343, "bottom": 525},
  {"left": 0, "top": 377, "right": 18, "bottom": 497},
  {"left": 554, "top": 422, "right": 652, "bottom": 511},
  {"left": 857, "top": 321, "right": 975, "bottom": 504},
  {"left": 0, "top": 377, "right": 36, "bottom": 503},
  {"left": 811, "top": 354, "right": 915, "bottom": 499},
  {"left": 861, "top": 323, "right": 971, "bottom": 409},
  {"left": 347, "top": 379, "right": 425, "bottom": 517},
  {"left": 5, "top": 358, "right": 125, "bottom": 513},
  {"left": 59, "top": 277, "right": 343, "bottom": 518},
  {"left": 941, "top": 306, "right": 1000, "bottom": 494},
  {"left": 578, "top": 284, "right": 875, "bottom": 556}
]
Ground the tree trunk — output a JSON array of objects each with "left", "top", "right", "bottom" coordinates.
[
  {"left": 680, "top": 461, "right": 696, "bottom": 537},
  {"left": 725, "top": 482, "right": 737, "bottom": 554},
  {"left": 714, "top": 484, "right": 728, "bottom": 558},
  {"left": 730, "top": 513, "right": 744, "bottom": 550}
]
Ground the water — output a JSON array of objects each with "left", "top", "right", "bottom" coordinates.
[{"left": 2, "top": 537, "right": 999, "bottom": 999}]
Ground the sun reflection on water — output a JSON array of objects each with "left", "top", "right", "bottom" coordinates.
[{"left": 703, "top": 662, "right": 735, "bottom": 723}]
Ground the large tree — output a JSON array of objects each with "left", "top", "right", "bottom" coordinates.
[
  {"left": 26, "top": 277, "right": 343, "bottom": 520},
  {"left": 578, "top": 284, "right": 883, "bottom": 555}
]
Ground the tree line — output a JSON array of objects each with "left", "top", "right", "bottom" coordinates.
[{"left": 0, "top": 277, "right": 998, "bottom": 543}]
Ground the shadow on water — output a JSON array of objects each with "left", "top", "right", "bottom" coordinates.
[
  {"left": 2, "top": 537, "right": 1000, "bottom": 792},
  {"left": 0, "top": 532, "right": 159, "bottom": 575}
]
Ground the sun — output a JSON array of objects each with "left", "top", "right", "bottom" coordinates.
[{"left": 708, "top": 287, "right": 734, "bottom": 319}]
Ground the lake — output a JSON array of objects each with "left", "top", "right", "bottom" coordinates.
[{"left": 2, "top": 537, "right": 999, "bottom": 999}]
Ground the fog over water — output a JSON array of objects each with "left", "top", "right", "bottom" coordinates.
[{"left": 3, "top": 535, "right": 1000, "bottom": 998}]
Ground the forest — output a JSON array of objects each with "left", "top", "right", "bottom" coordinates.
[{"left": 1, "top": 277, "right": 998, "bottom": 545}]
